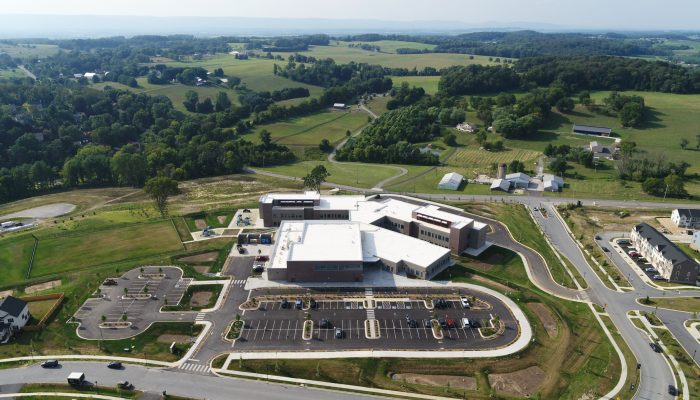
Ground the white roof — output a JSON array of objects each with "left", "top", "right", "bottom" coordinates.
[
  {"left": 490, "top": 179, "right": 510, "bottom": 191},
  {"left": 351, "top": 198, "right": 416, "bottom": 225},
  {"left": 260, "top": 191, "right": 320, "bottom": 204},
  {"left": 83, "top": 72, "right": 96, "bottom": 78},
  {"left": 333, "top": 103, "right": 346, "bottom": 107},
  {"left": 360, "top": 224, "right": 450, "bottom": 269},
  {"left": 318, "top": 195, "right": 366, "bottom": 210},
  {"left": 438, "top": 172, "right": 464, "bottom": 186},
  {"left": 543, "top": 174, "right": 564, "bottom": 184},
  {"left": 414, "top": 204, "right": 472, "bottom": 229},
  {"left": 287, "top": 221, "right": 363, "bottom": 262},
  {"left": 68, "top": 372, "right": 84, "bottom": 379}
]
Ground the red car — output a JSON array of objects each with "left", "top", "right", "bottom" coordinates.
[
  {"left": 255, "top": 255, "right": 269, "bottom": 262},
  {"left": 446, "top": 319, "right": 456, "bottom": 329}
]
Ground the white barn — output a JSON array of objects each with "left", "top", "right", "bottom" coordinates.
[
  {"left": 542, "top": 174, "right": 564, "bottom": 192},
  {"left": 505, "top": 172, "right": 531, "bottom": 189},
  {"left": 438, "top": 172, "right": 464, "bottom": 191}
]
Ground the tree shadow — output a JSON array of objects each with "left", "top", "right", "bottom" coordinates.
[
  {"left": 541, "top": 112, "right": 571, "bottom": 130},
  {"left": 637, "top": 107, "right": 666, "bottom": 130}
]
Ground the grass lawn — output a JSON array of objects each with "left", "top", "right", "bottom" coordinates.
[
  {"left": 642, "top": 297, "right": 700, "bottom": 314},
  {"left": 162, "top": 284, "right": 222, "bottom": 311},
  {"left": 30, "top": 220, "right": 183, "bottom": 280},
  {"left": 390, "top": 76, "right": 441, "bottom": 95},
  {"left": 653, "top": 328, "right": 700, "bottom": 396},
  {"left": 336, "top": 40, "right": 437, "bottom": 54},
  {"left": 677, "top": 242, "right": 700, "bottom": 260},
  {"left": 437, "top": 245, "right": 528, "bottom": 285},
  {"left": 183, "top": 208, "right": 235, "bottom": 231},
  {"left": 0, "top": 235, "right": 35, "bottom": 286},
  {"left": 257, "top": 160, "right": 402, "bottom": 189},
  {"left": 365, "top": 95, "right": 391, "bottom": 116},
  {"left": 247, "top": 109, "right": 369, "bottom": 149},
  {"left": 0, "top": 68, "right": 28, "bottom": 79},
  {"left": 21, "top": 383, "right": 140, "bottom": 399},
  {"left": 26, "top": 298, "right": 60, "bottom": 322},
  {"left": 385, "top": 166, "right": 496, "bottom": 195}
]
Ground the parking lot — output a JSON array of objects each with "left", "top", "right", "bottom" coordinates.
[
  {"left": 73, "top": 266, "right": 197, "bottom": 339},
  {"left": 234, "top": 290, "right": 518, "bottom": 351},
  {"left": 614, "top": 240, "right": 665, "bottom": 281}
]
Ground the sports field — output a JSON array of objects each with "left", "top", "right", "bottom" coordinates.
[
  {"left": 248, "top": 109, "right": 368, "bottom": 147},
  {"left": 29, "top": 220, "right": 182, "bottom": 279}
]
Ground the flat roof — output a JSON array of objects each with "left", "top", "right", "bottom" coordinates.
[
  {"left": 270, "top": 221, "right": 363, "bottom": 270},
  {"left": 414, "top": 204, "right": 473, "bottom": 229},
  {"left": 260, "top": 191, "right": 320, "bottom": 204},
  {"left": 360, "top": 223, "right": 450, "bottom": 269},
  {"left": 573, "top": 124, "right": 612, "bottom": 134}
]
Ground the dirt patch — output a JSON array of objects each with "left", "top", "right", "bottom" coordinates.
[
  {"left": 657, "top": 217, "right": 686, "bottom": 235},
  {"left": 193, "top": 265, "right": 211, "bottom": 274},
  {"left": 217, "top": 215, "right": 227, "bottom": 224},
  {"left": 179, "top": 251, "right": 218, "bottom": 262},
  {"left": 391, "top": 373, "right": 476, "bottom": 390},
  {"left": 157, "top": 334, "right": 191, "bottom": 343},
  {"left": 488, "top": 366, "right": 545, "bottom": 397},
  {"left": 194, "top": 219, "right": 207, "bottom": 230},
  {"left": 470, "top": 275, "right": 512, "bottom": 292},
  {"left": 25, "top": 279, "right": 61, "bottom": 294},
  {"left": 0, "top": 290, "right": 13, "bottom": 298},
  {"left": 190, "top": 291, "right": 212, "bottom": 307},
  {"left": 528, "top": 302, "right": 558, "bottom": 338},
  {"left": 223, "top": 228, "right": 238, "bottom": 236}
]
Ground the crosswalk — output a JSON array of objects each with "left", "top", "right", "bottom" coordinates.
[
  {"left": 366, "top": 309, "right": 376, "bottom": 319},
  {"left": 195, "top": 312, "right": 206, "bottom": 321},
  {"left": 232, "top": 279, "right": 247, "bottom": 286},
  {"left": 365, "top": 288, "right": 375, "bottom": 320},
  {"left": 179, "top": 361, "right": 210, "bottom": 374}
]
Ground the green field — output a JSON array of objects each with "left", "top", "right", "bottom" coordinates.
[
  {"left": 30, "top": 220, "right": 182, "bottom": 279},
  {"left": 390, "top": 75, "right": 441, "bottom": 95},
  {"left": 276, "top": 42, "right": 497, "bottom": 69},
  {"left": 257, "top": 160, "right": 403, "bottom": 189},
  {"left": 0, "top": 68, "right": 28, "bottom": 79},
  {"left": 0, "top": 44, "right": 60, "bottom": 59},
  {"left": 336, "top": 40, "right": 437, "bottom": 54},
  {"left": 0, "top": 235, "right": 36, "bottom": 286},
  {"left": 247, "top": 109, "right": 368, "bottom": 149}
]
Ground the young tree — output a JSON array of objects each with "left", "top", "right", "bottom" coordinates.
[
  {"left": 680, "top": 138, "right": 689, "bottom": 150},
  {"left": 196, "top": 98, "right": 214, "bottom": 114},
  {"left": 319, "top": 138, "right": 333, "bottom": 153},
  {"left": 555, "top": 97, "right": 575, "bottom": 113},
  {"left": 144, "top": 176, "right": 180, "bottom": 218},
  {"left": 303, "top": 165, "right": 330, "bottom": 193},
  {"left": 259, "top": 129, "right": 272, "bottom": 148},
  {"left": 183, "top": 90, "right": 199, "bottom": 112},
  {"left": 215, "top": 92, "right": 232, "bottom": 112},
  {"left": 443, "top": 133, "right": 457, "bottom": 147},
  {"left": 549, "top": 156, "right": 568, "bottom": 176}
]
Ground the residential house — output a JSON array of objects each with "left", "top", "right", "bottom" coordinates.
[
  {"left": 671, "top": 209, "right": 700, "bottom": 229},
  {"left": 0, "top": 296, "right": 30, "bottom": 344},
  {"left": 630, "top": 223, "right": 699, "bottom": 285}
]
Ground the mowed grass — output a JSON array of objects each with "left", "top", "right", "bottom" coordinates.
[
  {"left": 31, "top": 220, "right": 183, "bottom": 278},
  {"left": 247, "top": 109, "right": 368, "bottom": 147},
  {"left": 257, "top": 160, "right": 401, "bottom": 189},
  {"left": 448, "top": 146, "right": 541, "bottom": 171},
  {"left": 276, "top": 42, "right": 497, "bottom": 69},
  {"left": 390, "top": 75, "right": 441, "bottom": 95},
  {"left": 0, "top": 235, "right": 36, "bottom": 286}
]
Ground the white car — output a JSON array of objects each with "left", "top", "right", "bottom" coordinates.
[
  {"left": 460, "top": 297, "right": 471, "bottom": 308},
  {"left": 462, "top": 318, "right": 471, "bottom": 328}
]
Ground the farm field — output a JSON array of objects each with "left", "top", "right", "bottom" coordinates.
[
  {"left": 276, "top": 42, "right": 497, "bottom": 69},
  {"left": 0, "top": 43, "right": 60, "bottom": 59},
  {"left": 256, "top": 160, "right": 403, "bottom": 189},
  {"left": 335, "top": 40, "right": 437, "bottom": 53},
  {"left": 29, "top": 220, "right": 183, "bottom": 280},
  {"left": 390, "top": 75, "right": 441, "bottom": 95},
  {"left": 247, "top": 109, "right": 368, "bottom": 149}
]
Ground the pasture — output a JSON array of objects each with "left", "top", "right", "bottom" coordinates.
[
  {"left": 391, "top": 75, "right": 441, "bottom": 95},
  {"left": 276, "top": 42, "right": 497, "bottom": 69},
  {"left": 0, "top": 44, "right": 59, "bottom": 59},
  {"left": 335, "top": 40, "right": 436, "bottom": 54},
  {"left": 0, "top": 68, "right": 28, "bottom": 79},
  {"left": 247, "top": 109, "right": 368, "bottom": 148}
]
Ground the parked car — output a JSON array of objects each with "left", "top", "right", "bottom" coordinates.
[
  {"left": 446, "top": 319, "right": 456, "bottom": 329},
  {"left": 295, "top": 298, "right": 303, "bottom": 309},
  {"left": 103, "top": 279, "right": 118, "bottom": 286},
  {"left": 255, "top": 255, "right": 269, "bottom": 262},
  {"left": 668, "top": 385, "right": 678, "bottom": 396},
  {"left": 602, "top": 247, "right": 610, "bottom": 252},
  {"left": 649, "top": 343, "right": 662, "bottom": 353},
  {"left": 638, "top": 258, "right": 648, "bottom": 263},
  {"left": 117, "top": 381, "right": 134, "bottom": 390},
  {"left": 423, "top": 319, "right": 432, "bottom": 328},
  {"left": 462, "top": 318, "right": 471, "bottom": 328},
  {"left": 595, "top": 235, "right": 601, "bottom": 240},
  {"left": 243, "top": 209, "right": 251, "bottom": 213},
  {"left": 107, "top": 361, "right": 122, "bottom": 369},
  {"left": 252, "top": 265, "right": 264, "bottom": 273},
  {"left": 653, "top": 275, "right": 666, "bottom": 281},
  {"left": 335, "top": 327, "right": 343, "bottom": 338},
  {"left": 434, "top": 298, "right": 448, "bottom": 309},
  {"left": 309, "top": 299, "right": 317, "bottom": 309},
  {"left": 319, "top": 319, "right": 331, "bottom": 329},
  {"left": 281, "top": 299, "right": 290, "bottom": 309},
  {"left": 645, "top": 267, "right": 657, "bottom": 273},
  {"left": 438, "top": 318, "right": 447, "bottom": 328},
  {"left": 237, "top": 246, "right": 246, "bottom": 254},
  {"left": 406, "top": 317, "right": 418, "bottom": 328},
  {"left": 618, "top": 240, "right": 630, "bottom": 245},
  {"left": 41, "top": 360, "right": 59, "bottom": 368},
  {"left": 460, "top": 297, "right": 471, "bottom": 308}
]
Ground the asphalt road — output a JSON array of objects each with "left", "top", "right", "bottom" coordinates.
[{"left": 0, "top": 361, "right": 383, "bottom": 400}]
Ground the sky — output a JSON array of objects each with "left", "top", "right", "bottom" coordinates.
[{"left": 0, "top": 0, "right": 698, "bottom": 30}]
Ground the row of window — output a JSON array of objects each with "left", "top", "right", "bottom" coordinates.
[
  {"left": 313, "top": 264, "right": 363, "bottom": 272},
  {"left": 318, "top": 213, "right": 347, "bottom": 219},
  {"left": 419, "top": 229, "right": 449, "bottom": 243}
]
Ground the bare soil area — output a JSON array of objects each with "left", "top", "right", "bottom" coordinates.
[
  {"left": 0, "top": 290, "right": 13, "bottom": 298},
  {"left": 487, "top": 366, "right": 545, "bottom": 397},
  {"left": 0, "top": 203, "right": 75, "bottom": 220},
  {"left": 194, "top": 219, "right": 207, "bottom": 229},
  {"left": 528, "top": 302, "right": 558, "bottom": 337},
  {"left": 193, "top": 265, "right": 211, "bottom": 274},
  {"left": 179, "top": 251, "right": 218, "bottom": 262},
  {"left": 25, "top": 279, "right": 61, "bottom": 294},
  {"left": 190, "top": 291, "right": 212, "bottom": 307},
  {"left": 470, "top": 274, "right": 512, "bottom": 292},
  {"left": 217, "top": 215, "right": 227, "bottom": 224},
  {"left": 157, "top": 334, "right": 191, "bottom": 343},
  {"left": 391, "top": 373, "right": 477, "bottom": 390}
]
